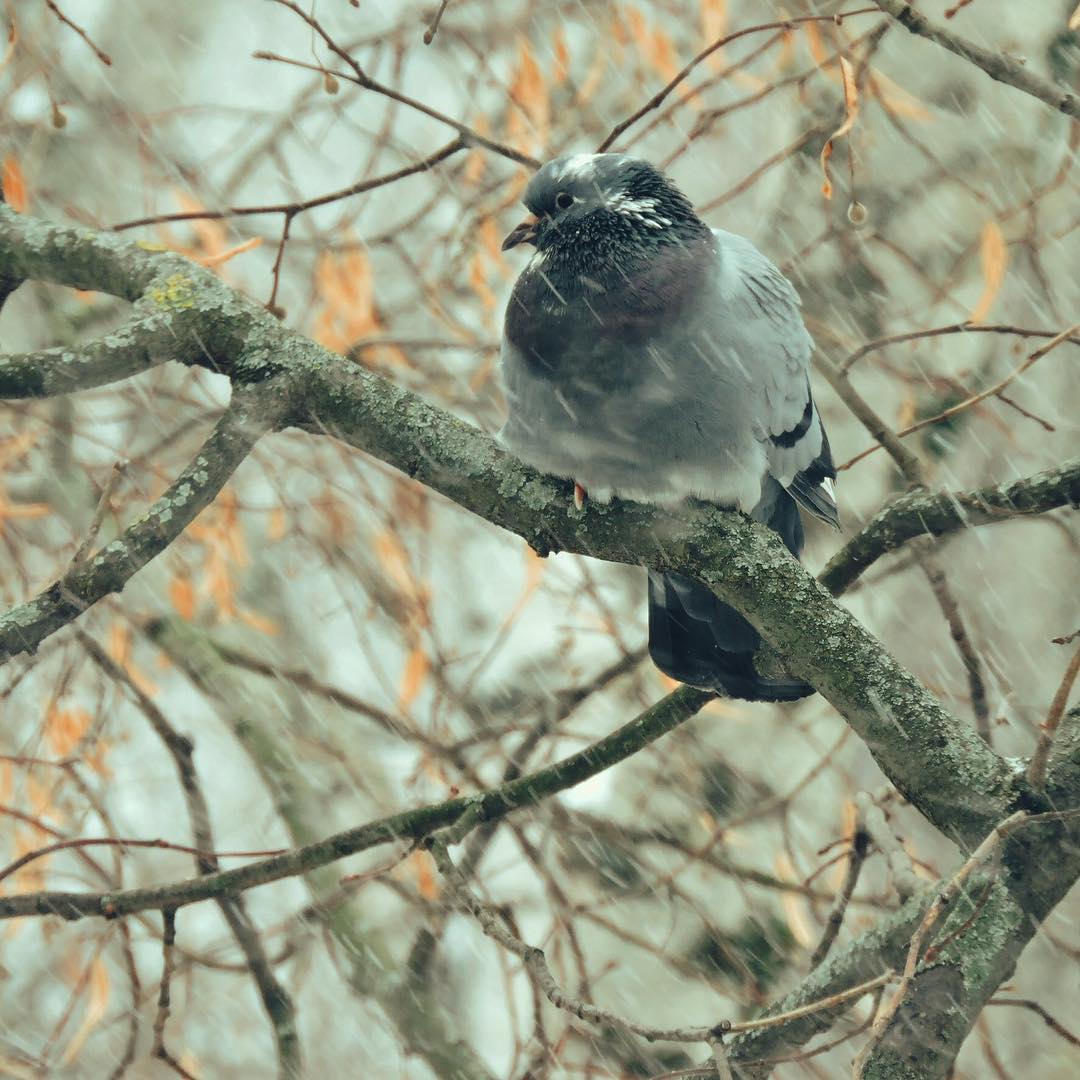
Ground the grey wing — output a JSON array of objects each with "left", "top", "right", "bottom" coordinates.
[{"left": 711, "top": 228, "right": 838, "bottom": 527}]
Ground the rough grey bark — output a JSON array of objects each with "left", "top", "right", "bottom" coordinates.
[{"left": 2, "top": 204, "right": 1078, "bottom": 1078}]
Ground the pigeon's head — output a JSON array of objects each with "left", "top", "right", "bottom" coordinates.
[{"left": 501, "top": 153, "right": 706, "bottom": 256}]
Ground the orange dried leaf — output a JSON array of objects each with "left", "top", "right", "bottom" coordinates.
[
  {"left": 237, "top": 606, "right": 280, "bottom": 636},
  {"left": 398, "top": 645, "right": 429, "bottom": 710},
  {"left": 411, "top": 850, "right": 441, "bottom": 900},
  {"left": 508, "top": 37, "right": 549, "bottom": 150},
  {"left": 173, "top": 190, "right": 227, "bottom": 258},
  {"left": 969, "top": 220, "right": 1007, "bottom": 323},
  {"left": 169, "top": 573, "right": 197, "bottom": 621},
  {"left": 626, "top": 8, "right": 649, "bottom": 50},
  {"left": 469, "top": 250, "right": 496, "bottom": 312},
  {"left": 199, "top": 236, "right": 262, "bottom": 268},
  {"left": 25, "top": 775, "right": 57, "bottom": 821},
  {"left": 575, "top": 45, "right": 607, "bottom": 106},
  {"left": 774, "top": 853, "right": 815, "bottom": 946},
  {"left": 267, "top": 506, "right": 288, "bottom": 541},
  {"left": 552, "top": 27, "right": 570, "bottom": 85},
  {"left": 107, "top": 622, "right": 131, "bottom": 666},
  {"left": 803, "top": 21, "right": 831, "bottom": 71},
  {"left": 1070, "top": 3, "right": 1080, "bottom": 31},
  {"left": 774, "top": 27, "right": 797, "bottom": 72},
  {"left": 12, "top": 828, "right": 49, "bottom": 893},
  {"left": 44, "top": 706, "right": 93, "bottom": 757},
  {"left": 464, "top": 115, "right": 490, "bottom": 185},
  {"left": 1, "top": 156, "right": 27, "bottom": 212},
  {"left": 700, "top": 0, "right": 728, "bottom": 58},
  {"left": 819, "top": 56, "right": 859, "bottom": 200},
  {"left": 374, "top": 530, "right": 414, "bottom": 592},
  {"left": 869, "top": 72, "right": 933, "bottom": 121}
]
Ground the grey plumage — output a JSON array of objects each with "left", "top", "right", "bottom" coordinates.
[{"left": 498, "top": 153, "right": 837, "bottom": 700}]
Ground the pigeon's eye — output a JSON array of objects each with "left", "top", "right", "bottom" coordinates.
[{"left": 554, "top": 191, "right": 574, "bottom": 211}]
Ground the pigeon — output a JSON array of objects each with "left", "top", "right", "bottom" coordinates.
[{"left": 498, "top": 153, "right": 838, "bottom": 701}]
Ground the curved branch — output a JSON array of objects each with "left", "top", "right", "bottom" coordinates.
[
  {"left": 0, "top": 383, "right": 281, "bottom": 662},
  {"left": 0, "top": 685, "right": 713, "bottom": 920},
  {"left": 877, "top": 1, "right": 1080, "bottom": 122},
  {"left": 820, "top": 459, "right": 1080, "bottom": 595}
]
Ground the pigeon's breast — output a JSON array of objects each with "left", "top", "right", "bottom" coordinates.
[{"left": 499, "top": 249, "right": 763, "bottom": 507}]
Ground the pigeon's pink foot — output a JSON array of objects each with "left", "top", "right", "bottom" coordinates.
[{"left": 573, "top": 482, "right": 587, "bottom": 510}]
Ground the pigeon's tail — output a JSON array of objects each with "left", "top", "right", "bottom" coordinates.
[{"left": 647, "top": 481, "right": 814, "bottom": 702}]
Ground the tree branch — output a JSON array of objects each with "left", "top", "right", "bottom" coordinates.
[
  {"left": 0, "top": 382, "right": 281, "bottom": 662},
  {"left": 0, "top": 685, "right": 713, "bottom": 920},
  {"left": 876, "top": 1, "right": 1080, "bottom": 122},
  {"left": 820, "top": 459, "right": 1080, "bottom": 595}
]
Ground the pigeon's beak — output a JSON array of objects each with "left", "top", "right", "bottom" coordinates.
[{"left": 501, "top": 213, "right": 539, "bottom": 251}]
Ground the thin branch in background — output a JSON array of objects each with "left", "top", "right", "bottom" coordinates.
[
  {"left": 69, "top": 458, "right": 128, "bottom": 571},
  {"left": 423, "top": 0, "right": 452, "bottom": 44},
  {"left": 595, "top": 7, "right": 882, "bottom": 152},
  {"left": 78, "top": 628, "right": 301, "bottom": 1077},
  {"left": 266, "top": 210, "right": 295, "bottom": 315},
  {"left": 152, "top": 909, "right": 196, "bottom": 1080},
  {"left": 43, "top": 0, "right": 112, "bottom": 65},
  {"left": 1026, "top": 641, "right": 1080, "bottom": 790},
  {"left": 840, "top": 322, "right": 1080, "bottom": 374},
  {"left": 265, "top": 0, "right": 538, "bottom": 167},
  {"left": 841, "top": 321, "right": 1080, "bottom": 470},
  {"left": 428, "top": 832, "right": 893, "bottom": 1046},
  {"left": 988, "top": 997, "right": 1080, "bottom": 1049},
  {"left": 114, "top": 137, "right": 466, "bottom": 231},
  {"left": 709, "top": 1034, "right": 733, "bottom": 1080},
  {"left": 809, "top": 818, "right": 870, "bottom": 969},
  {"left": 0, "top": 834, "right": 288, "bottom": 887},
  {"left": 919, "top": 547, "right": 992, "bottom": 742}
]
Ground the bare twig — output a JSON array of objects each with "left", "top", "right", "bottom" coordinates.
[
  {"left": 44, "top": 0, "right": 112, "bottom": 65},
  {"left": 876, "top": 0, "right": 1080, "bottom": 121},
  {"left": 428, "top": 833, "right": 892, "bottom": 1045},
  {"left": 988, "top": 997, "right": 1080, "bottom": 1049},
  {"left": 856, "top": 792, "right": 920, "bottom": 901},
  {"left": 0, "top": 834, "right": 286, "bottom": 887},
  {"left": 596, "top": 8, "right": 882, "bottom": 151},
  {"left": 809, "top": 819, "right": 870, "bottom": 969},
  {"left": 115, "top": 137, "right": 466, "bottom": 230},
  {"left": 69, "top": 459, "right": 127, "bottom": 571},
  {"left": 841, "top": 322, "right": 1080, "bottom": 469},
  {"left": 79, "top": 628, "right": 301, "bottom": 1077},
  {"left": 152, "top": 909, "right": 196, "bottom": 1079},
  {"left": 1026, "top": 642, "right": 1080, "bottom": 790},
  {"left": 840, "top": 322, "right": 1080, "bottom": 373},
  {"left": 423, "top": 0, "right": 452, "bottom": 44},
  {"left": 264, "top": 1, "right": 538, "bottom": 167}
]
